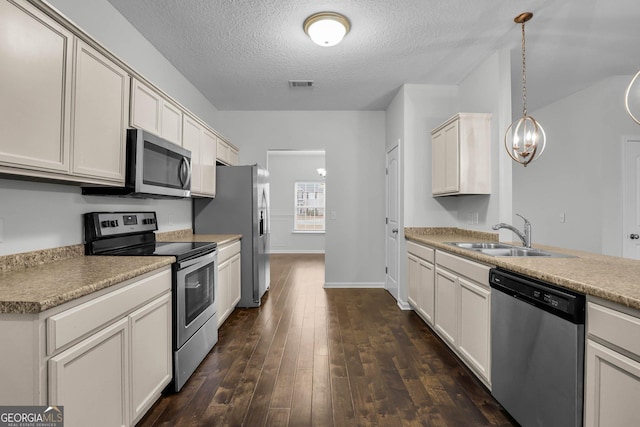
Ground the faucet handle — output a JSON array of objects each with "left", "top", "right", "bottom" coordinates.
[{"left": 515, "top": 213, "right": 530, "bottom": 225}]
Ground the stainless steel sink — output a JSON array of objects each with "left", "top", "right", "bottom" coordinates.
[
  {"left": 446, "top": 242, "right": 575, "bottom": 258},
  {"left": 449, "top": 242, "right": 513, "bottom": 250}
]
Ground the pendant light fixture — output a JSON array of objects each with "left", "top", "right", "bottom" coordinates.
[
  {"left": 504, "top": 12, "right": 546, "bottom": 167},
  {"left": 625, "top": 70, "right": 640, "bottom": 125},
  {"left": 303, "top": 12, "right": 350, "bottom": 47}
]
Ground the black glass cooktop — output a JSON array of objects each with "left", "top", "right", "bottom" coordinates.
[{"left": 103, "top": 241, "right": 217, "bottom": 261}]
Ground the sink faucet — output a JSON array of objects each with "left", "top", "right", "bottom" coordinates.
[{"left": 492, "top": 213, "right": 532, "bottom": 248}]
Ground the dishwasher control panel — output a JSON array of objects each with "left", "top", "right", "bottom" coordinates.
[{"left": 490, "top": 268, "right": 585, "bottom": 324}]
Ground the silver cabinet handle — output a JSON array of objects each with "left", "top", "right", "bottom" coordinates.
[
  {"left": 631, "top": 234, "right": 639, "bottom": 240},
  {"left": 392, "top": 228, "right": 398, "bottom": 234}
]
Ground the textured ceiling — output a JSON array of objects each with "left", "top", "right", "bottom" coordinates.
[{"left": 106, "top": 0, "right": 640, "bottom": 111}]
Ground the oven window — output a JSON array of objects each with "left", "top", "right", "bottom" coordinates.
[{"left": 184, "top": 262, "right": 215, "bottom": 326}]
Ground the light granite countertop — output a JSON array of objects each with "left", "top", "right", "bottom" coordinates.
[
  {"left": 0, "top": 231, "right": 242, "bottom": 314},
  {"left": 405, "top": 227, "right": 640, "bottom": 311},
  {"left": 0, "top": 253, "right": 174, "bottom": 314}
]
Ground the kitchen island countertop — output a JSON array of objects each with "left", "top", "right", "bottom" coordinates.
[{"left": 405, "top": 227, "right": 640, "bottom": 310}]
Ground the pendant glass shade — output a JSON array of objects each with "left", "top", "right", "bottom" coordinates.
[
  {"left": 625, "top": 70, "right": 640, "bottom": 125},
  {"left": 504, "top": 115, "right": 546, "bottom": 166},
  {"left": 304, "top": 12, "right": 350, "bottom": 47}
]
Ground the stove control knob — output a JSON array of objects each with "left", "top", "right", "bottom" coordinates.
[
  {"left": 110, "top": 220, "right": 118, "bottom": 227},
  {"left": 101, "top": 220, "right": 110, "bottom": 228}
]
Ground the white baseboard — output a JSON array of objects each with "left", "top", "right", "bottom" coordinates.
[
  {"left": 269, "top": 250, "right": 325, "bottom": 254},
  {"left": 323, "top": 282, "right": 385, "bottom": 289},
  {"left": 396, "top": 299, "right": 411, "bottom": 310}
]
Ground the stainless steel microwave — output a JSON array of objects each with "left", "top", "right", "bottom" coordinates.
[{"left": 83, "top": 129, "right": 192, "bottom": 198}]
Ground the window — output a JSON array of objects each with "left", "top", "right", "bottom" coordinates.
[{"left": 294, "top": 181, "right": 325, "bottom": 231}]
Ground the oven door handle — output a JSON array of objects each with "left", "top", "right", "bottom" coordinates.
[{"left": 177, "top": 250, "right": 216, "bottom": 270}]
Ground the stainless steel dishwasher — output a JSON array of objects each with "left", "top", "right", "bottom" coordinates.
[{"left": 490, "top": 268, "right": 586, "bottom": 427}]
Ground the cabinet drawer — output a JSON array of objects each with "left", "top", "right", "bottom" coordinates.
[
  {"left": 588, "top": 302, "right": 640, "bottom": 357},
  {"left": 406, "top": 241, "right": 434, "bottom": 263},
  {"left": 436, "top": 250, "right": 491, "bottom": 286},
  {"left": 218, "top": 240, "right": 241, "bottom": 264},
  {"left": 47, "top": 268, "right": 171, "bottom": 355}
]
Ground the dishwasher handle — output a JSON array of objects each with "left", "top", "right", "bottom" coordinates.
[{"left": 490, "top": 268, "right": 585, "bottom": 324}]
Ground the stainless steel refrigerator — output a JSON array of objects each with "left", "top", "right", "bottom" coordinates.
[{"left": 193, "top": 164, "right": 270, "bottom": 307}]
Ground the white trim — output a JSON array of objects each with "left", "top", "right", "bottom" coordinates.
[
  {"left": 397, "top": 300, "right": 411, "bottom": 310},
  {"left": 324, "top": 282, "right": 385, "bottom": 289},
  {"left": 270, "top": 249, "right": 325, "bottom": 254},
  {"left": 291, "top": 230, "right": 325, "bottom": 234}
]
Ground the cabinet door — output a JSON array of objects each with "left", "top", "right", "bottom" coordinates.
[
  {"left": 130, "top": 293, "right": 172, "bottom": 424},
  {"left": 160, "top": 99, "right": 182, "bottom": 146},
  {"left": 217, "top": 258, "right": 231, "bottom": 327},
  {"left": 0, "top": 0, "right": 73, "bottom": 173},
  {"left": 230, "top": 253, "right": 241, "bottom": 307},
  {"left": 407, "top": 254, "right": 419, "bottom": 308},
  {"left": 458, "top": 277, "right": 490, "bottom": 384},
  {"left": 434, "top": 267, "right": 457, "bottom": 347},
  {"left": 431, "top": 130, "right": 446, "bottom": 194},
  {"left": 229, "top": 148, "right": 239, "bottom": 166},
  {"left": 130, "top": 79, "right": 161, "bottom": 136},
  {"left": 443, "top": 121, "right": 459, "bottom": 193},
  {"left": 72, "top": 40, "right": 129, "bottom": 183},
  {"left": 200, "top": 128, "right": 217, "bottom": 197},
  {"left": 585, "top": 339, "right": 640, "bottom": 427},
  {"left": 49, "top": 317, "right": 129, "bottom": 427},
  {"left": 182, "top": 114, "right": 202, "bottom": 194},
  {"left": 216, "top": 138, "right": 230, "bottom": 165},
  {"left": 417, "top": 260, "right": 435, "bottom": 326}
]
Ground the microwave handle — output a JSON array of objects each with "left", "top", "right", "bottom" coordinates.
[{"left": 179, "top": 156, "right": 192, "bottom": 189}]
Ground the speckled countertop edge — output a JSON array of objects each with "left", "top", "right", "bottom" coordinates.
[
  {"left": 0, "top": 231, "right": 242, "bottom": 314},
  {"left": 0, "top": 256, "right": 174, "bottom": 314},
  {"left": 405, "top": 227, "right": 640, "bottom": 311}
]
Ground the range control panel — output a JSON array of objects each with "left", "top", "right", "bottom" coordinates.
[{"left": 85, "top": 212, "right": 158, "bottom": 238}]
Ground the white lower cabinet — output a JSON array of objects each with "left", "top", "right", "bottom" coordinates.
[
  {"left": 585, "top": 300, "right": 640, "bottom": 427},
  {"left": 129, "top": 293, "right": 172, "bottom": 424},
  {"left": 434, "top": 267, "right": 458, "bottom": 346},
  {"left": 49, "top": 318, "right": 130, "bottom": 427},
  {"left": 0, "top": 267, "right": 172, "bottom": 427},
  {"left": 406, "top": 242, "right": 435, "bottom": 325},
  {"left": 407, "top": 244, "right": 492, "bottom": 387},
  {"left": 217, "top": 240, "right": 242, "bottom": 327}
]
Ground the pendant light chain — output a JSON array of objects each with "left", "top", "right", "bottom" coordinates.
[{"left": 521, "top": 21, "right": 528, "bottom": 117}]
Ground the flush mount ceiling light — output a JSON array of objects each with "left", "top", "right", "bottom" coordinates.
[
  {"left": 625, "top": 70, "right": 640, "bottom": 125},
  {"left": 303, "top": 12, "right": 350, "bottom": 47},
  {"left": 504, "top": 12, "right": 546, "bottom": 167}
]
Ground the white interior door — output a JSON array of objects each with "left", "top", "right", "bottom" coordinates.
[
  {"left": 623, "top": 137, "right": 640, "bottom": 259},
  {"left": 386, "top": 145, "right": 400, "bottom": 299}
]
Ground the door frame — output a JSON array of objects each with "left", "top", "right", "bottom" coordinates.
[
  {"left": 385, "top": 142, "right": 404, "bottom": 305},
  {"left": 622, "top": 135, "right": 640, "bottom": 259}
]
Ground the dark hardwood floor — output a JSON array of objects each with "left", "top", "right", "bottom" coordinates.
[{"left": 137, "top": 253, "right": 516, "bottom": 427}]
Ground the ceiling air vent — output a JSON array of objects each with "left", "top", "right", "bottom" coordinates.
[{"left": 289, "top": 80, "right": 314, "bottom": 88}]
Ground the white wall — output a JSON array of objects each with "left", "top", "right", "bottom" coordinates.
[
  {"left": 0, "top": 0, "right": 220, "bottom": 256},
  {"left": 267, "top": 150, "right": 325, "bottom": 253},
  {"left": 387, "top": 50, "right": 513, "bottom": 306},
  {"left": 218, "top": 111, "right": 386, "bottom": 288},
  {"left": 0, "top": 179, "right": 191, "bottom": 255},
  {"left": 514, "top": 75, "right": 640, "bottom": 255}
]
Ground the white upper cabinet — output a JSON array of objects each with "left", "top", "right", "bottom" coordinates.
[
  {"left": 0, "top": 0, "right": 73, "bottom": 174},
  {"left": 71, "top": 40, "right": 129, "bottom": 183},
  {"left": 216, "top": 136, "right": 239, "bottom": 166},
  {"left": 431, "top": 113, "right": 492, "bottom": 197},
  {"left": 182, "top": 113, "right": 217, "bottom": 197},
  {"left": 131, "top": 78, "right": 183, "bottom": 145}
]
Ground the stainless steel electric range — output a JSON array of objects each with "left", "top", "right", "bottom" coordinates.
[{"left": 84, "top": 211, "right": 217, "bottom": 392}]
